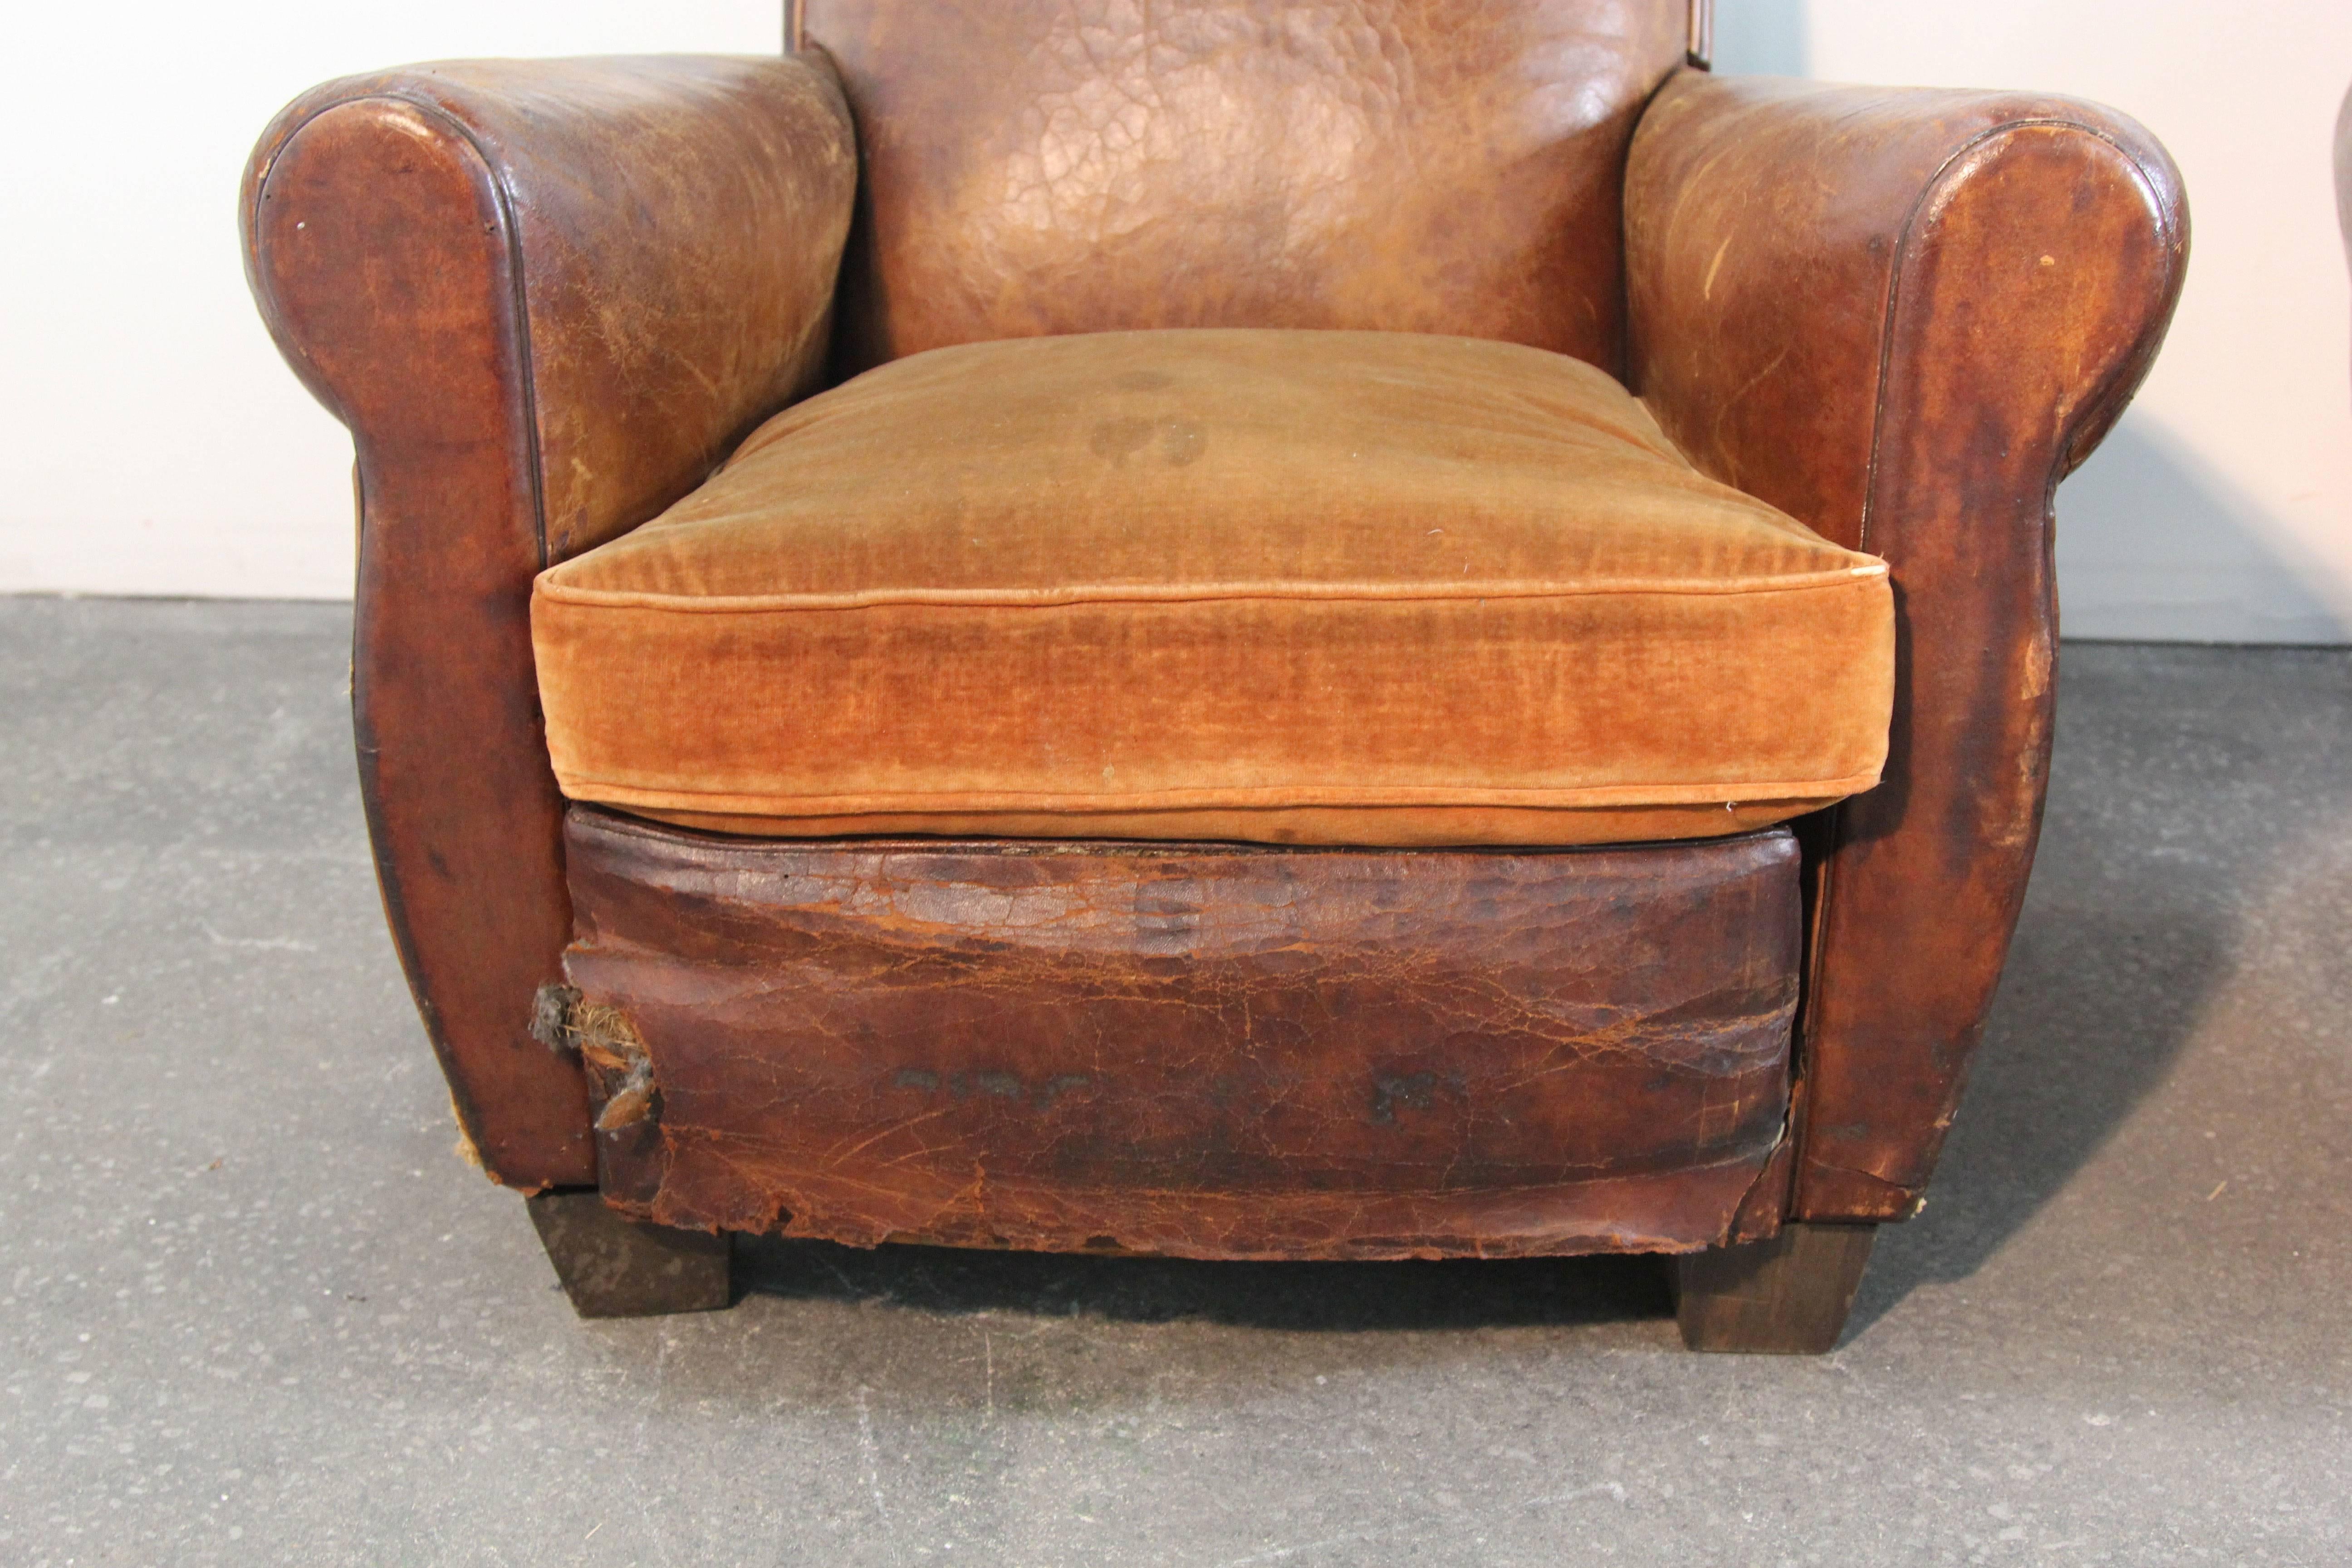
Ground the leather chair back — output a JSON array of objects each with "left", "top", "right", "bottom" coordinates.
[{"left": 810, "top": 1, "right": 1694, "bottom": 375}]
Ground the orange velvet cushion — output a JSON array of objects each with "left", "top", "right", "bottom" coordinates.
[{"left": 532, "top": 329, "right": 1892, "bottom": 847}]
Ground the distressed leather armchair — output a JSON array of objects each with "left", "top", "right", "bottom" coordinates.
[{"left": 242, "top": 0, "right": 2185, "bottom": 1351}]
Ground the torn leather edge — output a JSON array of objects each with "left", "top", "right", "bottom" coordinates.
[
  {"left": 1723, "top": 1121, "right": 1797, "bottom": 1245},
  {"left": 532, "top": 983, "right": 657, "bottom": 1133}
]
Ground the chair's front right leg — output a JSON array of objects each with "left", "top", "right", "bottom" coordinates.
[{"left": 1675, "top": 1223, "right": 1877, "bottom": 1354}]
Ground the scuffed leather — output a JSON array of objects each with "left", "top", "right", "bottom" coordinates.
[
  {"left": 252, "top": 55, "right": 858, "bottom": 564},
  {"left": 242, "top": 55, "right": 858, "bottom": 1187},
  {"left": 1627, "top": 73, "right": 2188, "bottom": 1219},
  {"left": 811, "top": 0, "right": 1688, "bottom": 372},
  {"left": 559, "top": 808, "right": 1801, "bottom": 1259}
]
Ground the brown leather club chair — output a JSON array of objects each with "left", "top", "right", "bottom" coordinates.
[{"left": 241, "top": 1, "right": 2186, "bottom": 1352}]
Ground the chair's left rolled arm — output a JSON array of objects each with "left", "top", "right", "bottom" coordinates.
[
  {"left": 240, "top": 54, "right": 857, "bottom": 1188},
  {"left": 1623, "top": 73, "right": 2187, "bottom": 1223}
]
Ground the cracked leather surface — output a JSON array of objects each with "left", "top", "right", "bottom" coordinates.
[
  {"left": 559, "top": 808, "right": 1798, "bottom": 1260},
  {"left": 813, "top": 0, "right": 1688, "bottom": 372}
]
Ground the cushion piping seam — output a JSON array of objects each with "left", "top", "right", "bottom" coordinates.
[
  {"left": 533, "top": 567, "right": 1888, "bottom": 613},
  {"left": 550, "top": 776, "right": 1884, "bottom": 811}
]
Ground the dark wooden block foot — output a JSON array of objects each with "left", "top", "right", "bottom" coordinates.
[
  {"left": 525, "top": 1190, "right": 732, "bottom": 1318},
  {"left": 1674, "top": 1221, "right": 1876, "bottom": 1354}
]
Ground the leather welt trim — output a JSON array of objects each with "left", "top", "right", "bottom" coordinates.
[{"left": 534, "top": 564, "right": 1888, "bottom": 614}]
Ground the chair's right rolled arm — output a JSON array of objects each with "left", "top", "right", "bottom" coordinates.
[
  {"left": 1625, "top": 73, "right": 2188, "bottom": 1222},
  {"left": 244, "top": 51, "right": 858, "bottom": 565}
]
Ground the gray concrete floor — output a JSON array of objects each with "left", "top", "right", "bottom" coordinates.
[{"left": 1, "top": 595, "right": 2346, "bottom": 1567}]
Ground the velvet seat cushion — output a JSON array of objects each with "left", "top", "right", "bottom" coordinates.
[{"left": 531, "top": 329, "right": 1894, "bottom": 847}]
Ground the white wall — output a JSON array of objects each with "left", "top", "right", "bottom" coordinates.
[
  {"left": 1718, "top": 0, "right": 2352, "bottom": 642},
  {"left": 0, "top": 3, "right": 782, "bottom": 601},
  {"left": 3, "top": 2, "right": 2347, "bottom": 640}
]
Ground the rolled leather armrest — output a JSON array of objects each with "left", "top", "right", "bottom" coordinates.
[
  {"left": 2337, "top": 80, "right": 2352, "bottom": 337},
  {"left": 244, "top": 52, "right": 857, "bottom": 562},
  {"left": 1626, "top": 73, "right": 2187, "bottom": 1221},
  {"left": 239, "top": 54, "right": 857, "bottom": 1187}
]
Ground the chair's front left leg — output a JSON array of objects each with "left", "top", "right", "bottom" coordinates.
[{"left": 525, "top": 1191, "right": 733, "bottom": 1319}]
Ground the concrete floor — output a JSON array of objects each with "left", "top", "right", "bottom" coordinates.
[{"left": 0, "top": 595, "right": 2346, "bottom": 1567}]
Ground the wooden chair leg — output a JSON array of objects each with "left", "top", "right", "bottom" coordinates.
[
  {"left": 525, "top": 1190, "right": 733, "bottom": 1319},
  {"left": 1674, "top": 1221, "right": 1876, "bottom": 1354}
]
